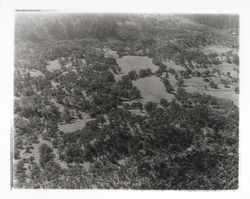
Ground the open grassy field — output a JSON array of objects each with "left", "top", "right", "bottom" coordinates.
[
  {"left": 163, "top": 59, "right": 186, "bottom": 71},
  {"left": 28, "top": 69, "right": 44, "bottom": 77},
  {"left": 117, "top": 55, "right": 159, "bottom": 74},
  {"left": 58, "top": 116, "right": 94, "bottom": 133},
  {"left": 133, "top": 76, "right": 174, "bottom": 103},
  {"left": 46, "top": 60, "right": 62, "bottom": 72}
]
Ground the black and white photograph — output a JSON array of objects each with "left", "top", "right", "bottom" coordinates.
[
  {"left": 12, "top": 12, "right": 240, "bottom": 190},
  {"left": 2, "top": 0, "right": 250, "bottom": 198}
]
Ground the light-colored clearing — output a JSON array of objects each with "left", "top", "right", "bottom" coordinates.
[
  {"left": 199, "top": 44, "right": 231, "bottom": 55},
  {"left": 117, "top": 55, "right": 159, "bottom": 74},
  {"left": 129, "top": 109, "right": 146, "bottom": 116},
  {"left": 168, "top": 73, "right": 178, "bottom": 86},
  {"left": 51, "top": 80, "right": 60, "bottom": 88},
  {"left": 46, "top": 60, "right": 62, "bottom": 72},
  {"left": 133, "top": 76, "right": 174, "bottom": 103},
  {"left": 163, "top": 60, "right": 186, "bottom": 71},
  {"left": 184, "top": 77, "right": 207, "bottom": 86},
  {"left": 28, "top": 69, "right": 44, "bottom": 77},
  {"left": 212, "top": 63, "right": 238, "bottom": 77},
  {"left": 58, "top": 112, "right": 94, "bottom": 133}
]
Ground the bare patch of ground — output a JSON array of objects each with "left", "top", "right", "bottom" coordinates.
[
  {"left": 117, "top": 56, "right": 159, "bottom": 74},
  {"left": 46, "top": 60, "right": 61, "bottom": 72},
  {"left": 58, "top": 112, "right": 94, "bottom": 133}
]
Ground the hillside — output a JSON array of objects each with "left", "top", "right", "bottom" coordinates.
[{"left": 15, "top": 14, "right": 238, "bottom": 44}]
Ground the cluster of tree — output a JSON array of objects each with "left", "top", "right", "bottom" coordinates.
[
  {"left": 222, "top": 51, "right": 239, "bottom": 65},
  {"left": 123, "top": 101, "right": 143, "bottom": 110},
  {"left": 138, "top": 68, "right": 153, "bottom": 78},
  {"left": 176, "top": 77, "right": 184, "bottom": 87},
  {"left": 235, "top": 86, "right": 239, "bottom": 94},
  {"left": 46, "top": 87, "right": 238, "bottom": 189},
  {"left": 220, "top": 77, "right": 238, "bottom": 89},
  {"left": 168, "top": 67, "right": 176, "bottom": 75},
  {"left": 156, "top": 64, "right": 167, "bottom": 77},
  {"left": 162, "top": 77, "right": 174, "bottom": 93},
  {"left": 178, "top": 69, "right": 193, "bottom": 79},
  {"left": 209, "top": 80, "right": 219, "bottom": 89},
  {"left": 127, "top": 70, "right": 138, "bottom": 80},
  {"left": 157, "top": 45, "right": 223, "bottom": 72}
]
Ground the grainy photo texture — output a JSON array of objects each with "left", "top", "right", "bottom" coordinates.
[{"left": 12, "top": 12, "right": 239, "bottom": 189}]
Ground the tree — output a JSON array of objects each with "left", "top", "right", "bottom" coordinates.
[
  {"left": 156, "top": 64, "right": 167, "bottom": 76},
  {"left": 63, "top": 106, "right": 73, "bottom": 123},
  {"left": 232, "top": 54, "right": 239, "bottom": 65},
  {"left": 168, "top": 67, "right": 176, "bottom": 74},
  {"left": 86, "top": 120, "right": 99, "bottom": 131},
  {"left": 43, "top": 161, "right": 63, "bottom": 179},
  {"left": 39, "top": 143, "right": 55, "bottom": 168},
  {"left": 14, "top": 147, "right": 20, "bottom": 159},
  {"left": 145, "top": 102, "right": 157, "bottom": 114},
  {"left": 89, "top": 106, "right": 102, "bottom": 118},
  {"left": 139, "top": 69, "right": 145, "bottom": 77},
  {"left": 130, "top": 87, "right": 141, "bottom": 99},
  {"left": 137, "top": 101, "right": 144, "bottom": 111},
  {"left": 77, "top": 110, "right": 82, "bottom": 119},
  {"left": 121, "top": 75, "right": 131, "bottom": 84},
  {"left": 117, "top": 66, "right": 122, "bottom": 73},
  {"left": 128, "top": 70, "right": 138, "bottom": 80},
  {"left": 195, "top": 71, "right": 201, "bottom": 77},
  {"left": 15, "top": 160, "right": 26, "bottom": 185},
  {"left": 97, "top": 115, "right": 107, "bottom": 126},
  {"left": 152, "top": 55, "right": 163, "bottom": 66},
  {"left": 177, "top": 78, "right": 184, "bottom": 87},
  {"left": 30, "top": 162, "right": 41, "bottom": 180},
  {"left": 162, "top": 78, "right": 174, "bottom": 93},
  {"left": 202, "top": 70, "right": 210, "bottom": 78},
  {"left": 225, "top": 54, "right": 231, "bottom": 63},
  {"left": 64, "top": 142, "right": 84, "bottom": 164},
  {"left": 146, "top": 68, "right": 152, "bottom": 76},
  {"left": 209, "top": 81, "right": 219, "bottom": 89},
  {"left": 235, "top": 86, "right": 239, "bottom": 94},
  {"left": 138, "top": 68, "right": 152, "bottom": 78},
  {"left": 123, "top": 103, "right": 130, "bottom": 109},
  {"left": 160, "top": 98, "right": 169, "bottom": 108},
  {"left": 80, "top": 99, "right": 91, "bottom": 111},
  {"left": 16, "top": 160, "right": 26, "bottom": 174}
]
